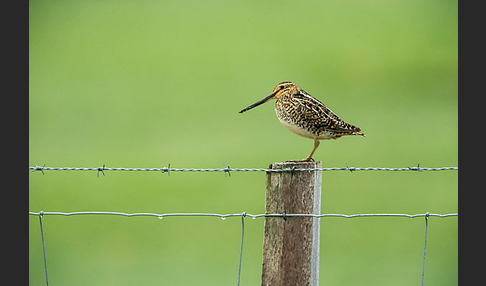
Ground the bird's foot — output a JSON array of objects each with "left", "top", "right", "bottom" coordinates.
[{"left": 285, "top": 157, "right": 315, "bottom": 163}]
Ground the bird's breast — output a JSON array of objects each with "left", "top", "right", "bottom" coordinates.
[
  {"left": 278, "top": 118, "right": 317, "bottom": 139},
  {"left": 275, "top": 108, "right": 335, "bottom": 140}
]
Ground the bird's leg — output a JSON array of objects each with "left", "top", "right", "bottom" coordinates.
[
  {"left": 304, "top": 139, "right": 320, "bottom": 161},
  {"left": 286, "top": 139, "right": 320, "bottom": 162}
]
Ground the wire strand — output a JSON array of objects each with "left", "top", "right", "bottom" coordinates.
[
  {"left": 29, "top": 211, "right": 457, "bottom": 219},
  {"left": 237, "top": 212, "right": 246, "bottom": 286},
  {"left": 38, "top": 212, "right": 49, "bottom": 286},
  {"left": 422, "top": 212, "right": 430, "bottom": 286},
  {"left": 29, "top": 165, "right": 458, "bottom": 175},
  {"left": 30, "top": 211, "right": 456, "bottom": 286}
]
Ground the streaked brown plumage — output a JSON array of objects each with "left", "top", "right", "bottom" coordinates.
[{"left": 239, "top": 81, "right": 364, "bottom": 161}]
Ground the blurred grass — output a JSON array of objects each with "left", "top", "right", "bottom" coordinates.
[{"left": 30, "top": 0, "right": 457, "bottom": 285}]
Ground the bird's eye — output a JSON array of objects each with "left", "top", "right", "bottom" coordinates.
[{"left": 280, "top": 85, "right": 285, "bottom": 90}]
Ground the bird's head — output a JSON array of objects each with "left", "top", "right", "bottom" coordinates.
[
  {"left": 239, "top": 81, "right": 299, "bottom": 113},
  {"left": 271, "top": 81, "right": 300, "bottom": 99}
]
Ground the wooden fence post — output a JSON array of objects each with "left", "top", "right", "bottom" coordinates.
[{"left": 261, "top": 161, "right": 322, "bottom": 286}]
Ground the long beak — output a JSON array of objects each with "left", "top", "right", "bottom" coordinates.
[{"left": 239, "top": 93, "right": 275, "bottom": 113}]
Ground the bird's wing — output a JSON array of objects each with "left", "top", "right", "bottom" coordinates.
[{"left": 293, "top": 91, "right": 361, "bottom": 133}]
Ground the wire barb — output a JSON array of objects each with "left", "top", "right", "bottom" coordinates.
[
  {"left": 289, "top": 165, "right": 297, "bottom": 179},
  {"left": 33, "top": 164, "right": 46, "bottom": 175},
  {"left": 408, "top": 163, "right": 423, "bottom": 172},
  {"left": 97, "top": 164, "right": 106, "bottom": 177},
  {"left": 345, "top": 162, "right": 355, "bottom": 172},
  {"left": 161, "top": 163, "right": 171, "bottom": 176},
  {"left": 223, "top": 163, "right": 231, "bottom": 177}
]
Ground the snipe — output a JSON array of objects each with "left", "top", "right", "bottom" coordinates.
[{"left": 239, "top": 81, "right": 364, "bottom": 162}]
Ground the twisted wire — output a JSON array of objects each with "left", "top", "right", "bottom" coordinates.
[{"left": 29, "top": 165, "right": 458, "bottom": 175}]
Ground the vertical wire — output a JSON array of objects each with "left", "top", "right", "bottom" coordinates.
[
  {"left": 39, "top": 211, "right": 49, "bottom": 286},
  {"left": 421, "top": 212, "right": 430, "bottom": 286},
  {"left": 237, "top": 212, "right": 246, "bottom": 286}
]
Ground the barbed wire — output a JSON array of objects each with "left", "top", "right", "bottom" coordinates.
[
  {"left": 29, "top": 164, "right": 458, "bottom": 176},
  {"left": 29, "top": 163, "right": 457, "bottom": 285}
]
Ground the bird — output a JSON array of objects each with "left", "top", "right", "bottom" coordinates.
[{"left": 239, "top": 81, "right": 365, "bottom": 162}]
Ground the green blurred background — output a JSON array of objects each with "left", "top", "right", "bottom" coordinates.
[{"left": 29, "top": 0, "right": 457, "bottom": 285}]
